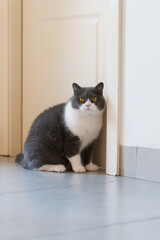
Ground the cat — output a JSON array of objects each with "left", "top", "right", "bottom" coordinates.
[{"left": 16, "top": 82, "right": 105, "bottom": 173}]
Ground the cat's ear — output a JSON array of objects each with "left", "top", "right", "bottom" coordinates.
[
  {"left": 72, "top": 83, "right": 81, "bottom": 93},
  {"left": 95, "top": 82, "right": 104, "bottom": 91}
]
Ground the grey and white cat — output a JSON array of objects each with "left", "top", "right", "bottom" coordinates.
[{"left": 16, "top": 82, "right": 105, "bottom": 173}]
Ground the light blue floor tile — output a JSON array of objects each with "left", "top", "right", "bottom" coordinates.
[{"left": 1, "top": 157, "right": 160, "bottom": 240}]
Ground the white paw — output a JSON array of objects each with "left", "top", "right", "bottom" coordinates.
[
  {"left": 85, "top": 162, "right": 99, "bottom": 171},
  {"left": 38, "top": 164, "right": 66, "bottom": 172},
  {"left": 54, "top": 165, "right": 66, "bottom": 172},
  {"left": 73, "top": 165, "right": 86, "bottom": 173}
]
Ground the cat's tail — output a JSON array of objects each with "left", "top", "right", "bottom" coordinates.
[{"left": 15, "top": 153, "right": 24, "bottom": 165}]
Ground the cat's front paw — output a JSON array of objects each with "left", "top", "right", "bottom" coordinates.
[
  {"left": 73, "top": 165, "right": 86, "bottom": 173},
  {"left": 85, "top": 162, "right": 99, "bottom": 171}
]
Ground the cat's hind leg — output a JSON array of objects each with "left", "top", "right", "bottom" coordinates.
[
  {"left": 31, "top": 151, "right": 71, "bottom": 172},
  {"left": 37, "top": 164, "right": 66, "bottom": 172}
]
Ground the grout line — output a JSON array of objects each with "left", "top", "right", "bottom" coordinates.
[
  {"left": 0, "top": 180, "right": 117, "bottom": 196},
  {"left": 0, "top": 185, "right": 81, "bottom": 195},
  {"left": 23, "top": 216, "right": 160, "bottom": 240},
  {"left": 92, "top": 216, "right": 160, "bottom": 229},
  {"left": 121, "top": 175, "right": 160, "bottom": 184}
]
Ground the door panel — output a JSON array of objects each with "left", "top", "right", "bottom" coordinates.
[
  {"left": 23, "top": 0, "right": 108, "bottom": 167},
  {"left": 37, "top": 17, "right": 98, "bottom": 103}
]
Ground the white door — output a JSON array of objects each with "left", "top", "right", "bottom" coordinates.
[
  {"left": 23, "top": 0, "right": 109, "bottom": 167},
  {"left": 23, "top": 0, "right": 120, "bottom": 172}
]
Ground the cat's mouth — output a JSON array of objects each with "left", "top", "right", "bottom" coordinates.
[
  {"left": 80, "top": 108, "right": 91, "bottom": 113},
  {"left": 84, "top": 107, "right": 92, "bottom": 112}
]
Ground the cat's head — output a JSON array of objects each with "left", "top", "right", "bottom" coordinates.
[{"left": 71, "top": 82, "right": 105, "bottom": 114}]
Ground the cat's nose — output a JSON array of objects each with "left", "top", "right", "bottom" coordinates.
[{"left": 86, "top": 103, "right": 91, "bottom": 108}]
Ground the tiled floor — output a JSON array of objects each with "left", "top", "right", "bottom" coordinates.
[{"left": 1, "top": 157, "right": 160, "bottom": 240}]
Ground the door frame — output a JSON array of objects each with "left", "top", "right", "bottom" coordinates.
[
  {"left": 7, "top": 0, "right": 121, "bottom": 175},
  {"left": 0, "top": 0, "right": 22, "bottom": 156},
  {"left": 105, "top": 0, "right": 122, "bottom": 175}
]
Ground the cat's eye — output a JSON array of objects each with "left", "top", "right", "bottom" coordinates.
[
  {"left": 92, "top": 97, "right": 97, "bottom": 102},
  {"left": 80, "top": 97, "right": 85, "bottom": 102}
]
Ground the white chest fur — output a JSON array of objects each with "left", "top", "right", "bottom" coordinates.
[{"left": 64, "top": 101, "right": 103, "bottom": 150}]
